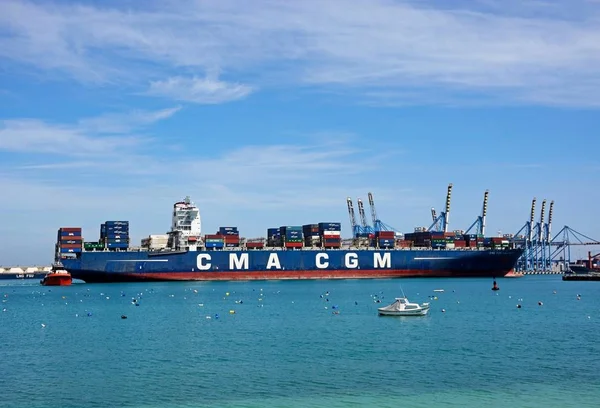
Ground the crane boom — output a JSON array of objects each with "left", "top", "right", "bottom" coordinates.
[
  {"left": 529, "top": 198, "right": 536, "bottom": 241},
  {"left": 481, "top": 190, "right": 489, "bottom": 236},
  {"left": 367, "top": 192, "right": 377, "bottom": 226},
  {"left": 357, "top": 199, "right": 369, "bottom": 228},
  {"left": 547, "top": 200, "right": 554, "bottom": 241},
  {"left": 431, "top": 207, "right": 437, "bottom": 223},
  {"left": 539, "top": 199, "right": 546, "bottom": 242},
  {"left": 346, "top": 197, "right": 358, "bottom": 235},
  {"left": 443, "top": 183, "right": 453, "bottom": 233}
]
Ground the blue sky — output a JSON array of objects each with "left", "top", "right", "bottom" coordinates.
[{"left": 1, "top": 0, "right": 599, "bottom": 265}]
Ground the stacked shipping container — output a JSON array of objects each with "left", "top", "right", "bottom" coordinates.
[
  {"left": 374, "top": 230, "right": 395, "bottom": 248},
  {"left": 219, "top": 227, "right": 240, "bottom": 248},
  {"left": 102, "top": 221, "right": 130, "bottom": 250},
  {"left": 57, "top": 227, "right": 82, "bottom": 253},
  {"left": 280, "top": 226, "right": 303, "bottom": 248},
  {"left": 320, "top": 222, "right": 341, "bottom": 248},
  {"left": 303, "top": 224, "right": 321, "bottom": 247},
  {"left": 266, "top": 228, "right": 282, "bottom": 247},
  {"left": 204, "top": 234, "right": 224, "bottom": 249}
]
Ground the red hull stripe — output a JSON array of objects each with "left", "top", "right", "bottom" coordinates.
[{"left": 117, "top": 269, "right": 502, "bottom": 281}]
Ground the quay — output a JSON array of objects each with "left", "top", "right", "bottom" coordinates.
[
  {"left": 0, "top": 266, "right": 51, "bottom": 280},
  {"left": 562, "top": 273, "right": 600, "bottom": 281}
]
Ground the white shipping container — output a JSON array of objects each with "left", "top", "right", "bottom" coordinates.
[
  {"left": 321, "top": 231, "right": 341, "bottom": 236},
  {"left": 149, "top": 234, "right": 169, "bottom": 240}
]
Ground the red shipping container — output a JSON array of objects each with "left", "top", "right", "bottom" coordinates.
[
  {"left": 60, "top": 243, "right": 82, "bottom": 249},
  {"left": 61, "top": 236, "right": 82, "bottom": 241},
  {"left": 246, "top": 242, "right": 264, "bottom": 248},
  {"left": 377, "top": 231, "right": 395, "bottom": 238},
  {"left": 454, "top": 240, "right": 466, "bottom": 247},
  {"left": 60, "top": 227, "right": 82, "bottom": 232},
  {"left": 205, "top": 234, "right": 223, "bottom": 239},
  {"left": 285, "top": 242, "right": 303, "bottom": 248}
]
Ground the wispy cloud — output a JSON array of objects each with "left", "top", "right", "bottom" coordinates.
[
  {"left": 1, "top": 0, "right": 600, "bottom": 106},
  {"left": 0, "top": 106, "right": 179, "bottom": 156},
  {"left": 147, "top": 75, "right": 254, "bottom": 104}
]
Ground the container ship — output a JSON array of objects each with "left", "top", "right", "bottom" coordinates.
[{"left": 55, "top": 195, "right": 523, "bottom": 283}]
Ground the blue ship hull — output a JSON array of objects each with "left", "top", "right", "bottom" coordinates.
[{"left": 59, "top": 248, "right": 524, "bottom": 283}]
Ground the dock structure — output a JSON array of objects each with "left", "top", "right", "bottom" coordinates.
[
  {"left": 0, "top": 266, "right": 52, "bottom": 279},
  {"left": 1, "top": 266, "right": 52, "bottom": 274},
  {"left": 510, "top": 198, "right": 600, "bottom": 273}
]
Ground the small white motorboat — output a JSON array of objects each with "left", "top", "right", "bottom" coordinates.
[{"left": 377, "top": 297, "right": 430, "bottom": 316}]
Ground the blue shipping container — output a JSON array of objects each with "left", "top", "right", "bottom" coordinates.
[
  {"left": 106, "top": 244, "right": 128, "bottom": 249},
  {"left": 205, "top": 242, "right": 224, "bottom": 248},
  {"left": 379, "top": 239, "right": 395, "bottom": 244},
  {"left": 105, "top": 221, "right": 129, "bottom": 226},
  {"left": 60, "top": 231, "right": 82, "bottom": 237},
  {"left": 219, "top": 227, "right": 238, "bottom": 232},
  {"left": 60, "top": 247, "right": 82, "bottom": 253},
  {"left": 106, "top": 240, "right": 128, "bottom": 244},
  {"left": 61, "top": 240, "right": 81, "bottom": 245},
  {"left": 105, "top": 225, "right": 129, "bottom": 230},
  {"left": 319, "top": 222, "right": 341, "bottom": 229},
  {"left": 106, "top": 232, "right": 128, "bottom": 237},
  {"left": 106, "top": 230, "right": 129, "bottom": 235}
]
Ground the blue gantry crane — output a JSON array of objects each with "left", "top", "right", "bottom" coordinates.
[
  {"left": 509, "top": 198, "right": 600, "bottom": 273},
  {"left": 513, "top": 198, "right": 548, "bottom": 272},
  {"left": 428, "top": 183, "right": 453, "bottom": 233},
  {"left": 346, "top": 197, "right": 361, "bottom": 238},
  {"left": 367, "top": 192, "right": 400, "bottom": 234},
  {"left": 464, "top": 190, "right": 489, "bottom": 236},
  {"left": 357, "top": 198, "right": 374, "bottom": 236}
]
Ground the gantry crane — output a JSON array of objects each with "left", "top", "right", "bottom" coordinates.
[
  {"left": 346, "top": 197, "right": 361, "bottom": 238},
  {"left": 357, "top": 198, "right": 373, "bottom": 235},
  {"left": 428, "top": 183, "right": 453, "bottom": 233},
  {"left": 367, "top": 192, "right": 399, "bottom": 233},
  {"left": 464, "top": 190, "right": 489, "bottom": 236}
]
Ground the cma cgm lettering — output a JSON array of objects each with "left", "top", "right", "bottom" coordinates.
[{"left": 195, "top": 252, "right": 392, "bottom": 270}]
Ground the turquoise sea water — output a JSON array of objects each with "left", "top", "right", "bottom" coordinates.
[{"left": 1, "top": 275, "right": 599, "bottom": 408}]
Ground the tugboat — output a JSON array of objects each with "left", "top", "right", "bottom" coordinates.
[{"left": 40, "top": 263, "right": 72, "bottom": 286}]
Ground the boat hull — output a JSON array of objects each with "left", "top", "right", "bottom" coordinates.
[
  {"left": 59, "top": 248, "right": 524, "bottom": 283},
  {"left": 41, "top": 274, "right": 72, "bottom": 286},
  {"left": 378, "top": 308, "right": 430, "bottom": 316},
  {"left": 569, "top": 265, "right": 600, "bottom": 274}
]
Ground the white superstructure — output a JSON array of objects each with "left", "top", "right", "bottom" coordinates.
[{"left": 168, "top": 196, "right": 202, "bottom": 251}]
